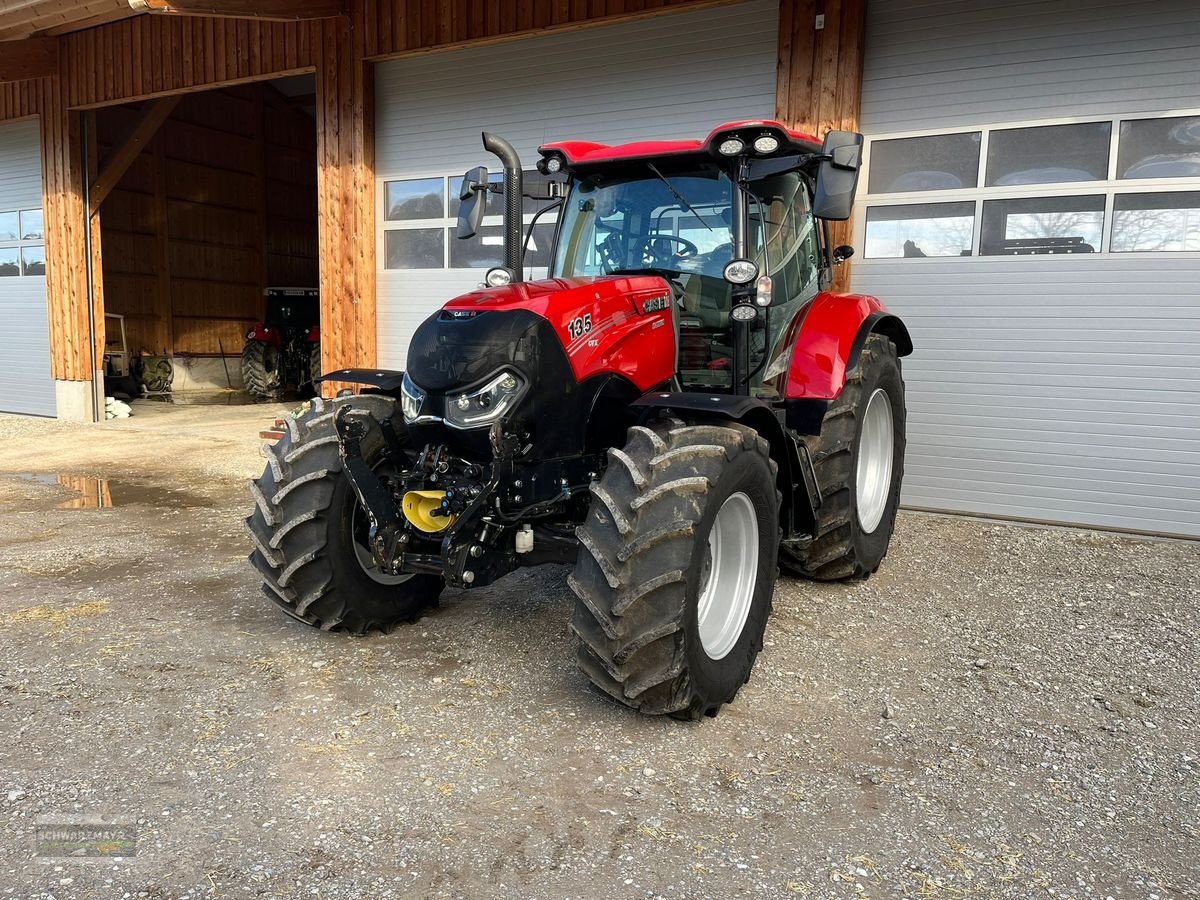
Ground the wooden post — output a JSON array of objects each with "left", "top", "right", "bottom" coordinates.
[
  {"left": 314, "top": 10, "right": 374, "bottom": 391},
  {"left": 776, "top": 0, "right": 867, "bottom": 292}
]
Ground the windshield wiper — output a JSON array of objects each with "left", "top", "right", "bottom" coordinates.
[{"left": 646, "top": 163, "right": 714, "bottom": 231}]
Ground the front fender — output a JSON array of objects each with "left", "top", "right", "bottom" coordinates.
[
  {"left": 314, "top": 367, "right": 406, "bottom": 392},
  {"left": 784, "top": 292, "right": 912, "bottom": 400}
]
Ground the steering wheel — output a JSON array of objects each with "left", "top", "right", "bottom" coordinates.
[{"left": 644, "top": 234, "right": 698, "bottom": 265}]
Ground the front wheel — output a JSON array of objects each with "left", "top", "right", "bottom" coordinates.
[
  {"left": 783, "top": 333, "right": 906, "bottom": 580},
  {"left": 569, "top": 419, "right": 780, "bottom": 719},
  {"left": 241, "top": 341, "right": 281, "bottom": 400},
  {"left": 245, "top": 394, "right": 442, "bottom": 632}
]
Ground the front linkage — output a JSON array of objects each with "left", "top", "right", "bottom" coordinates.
[{"left": 333, "top": 404, "right": 598, "bottom": 589}]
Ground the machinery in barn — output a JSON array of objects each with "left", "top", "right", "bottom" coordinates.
[
  {"left": 246, "top": 121, "right": 912, "bottom": 719},
  {"left": 241, "top": 288, "right": 321, "bottom": 400}
]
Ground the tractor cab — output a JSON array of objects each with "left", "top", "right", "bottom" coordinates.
[{"left": 457, "top": 121, "right": 864, "bottom": 401}]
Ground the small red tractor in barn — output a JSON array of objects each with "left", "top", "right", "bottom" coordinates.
[
  {"left": 247, "top": 121, "right": 911, "bottom": 719},
  {"left": 241, "top": 288, "right": 321, "bottom": 400}
]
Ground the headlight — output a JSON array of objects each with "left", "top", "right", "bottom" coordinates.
[
  {"left": 400, "top": 371, "right": 425, "bottom": 422},
  {"left": 723, "top": 258, "right": 759, "bottom": 284},
  {"left": 717, "top": 137, "right": 745, "bottom": 156},
  {"left": 485, "top": 266, "right": 514, "bottom": 288},
  {"left": 445, "top": 369, "right": 526, "bottom": 429},
  {"left": 753, "top": 134, "right": 780, "bottom": 154}
]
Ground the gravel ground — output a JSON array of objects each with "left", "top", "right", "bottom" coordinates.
[{"left": 0, "top": 407, "right": 1196, "bottom": 899}]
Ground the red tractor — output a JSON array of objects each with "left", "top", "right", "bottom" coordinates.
[
  {"left": 246, "top": 121, "right": 912, "bottom": 719},
  {"left": 241, "top": 288, "right": 321, "bottom": 400}
]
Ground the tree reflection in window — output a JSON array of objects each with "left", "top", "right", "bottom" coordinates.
[
  {"left": 980, "top": 196, "right": 1104, "bottom": 255},
  {"left": 1111, "top": 192, "right": 1200, "bottom": 252},
  {"left": 864, "top": 202, "right": 974, "bottom": 258}
]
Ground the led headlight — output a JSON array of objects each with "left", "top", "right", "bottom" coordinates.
[
  {"left": 717, "top": 137, "right": 745, "bottom": 156},
  {"left": 753, "top": 134, "right": 780, "bottom": 154},
  {"left": 545, "top": 156, "right": 562, "bottom": 174},
  {"left": 400, "top": 371, "right": 426, "bottom": 422},
  {"left": 485, "top": 266, "right": 514, "bottom": 288},
  {"left": 731, "top": 304, "right": 758, "bottom": 322},
  {"left": 445, "top": 369, "right": 527, "bottom": 429},
  {"left": 723, "top": 258, "right": 759, "bottom": 284}
]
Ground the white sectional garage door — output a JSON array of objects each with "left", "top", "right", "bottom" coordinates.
[
  {"left": 0, "top": 118, "right": 53, "bottom": 417},
  {"left": 853, "top": 0, "right": 1200, "bottom": 537},
  {"left": 374, "top": 0, "right": 779, "bottom": 368}
]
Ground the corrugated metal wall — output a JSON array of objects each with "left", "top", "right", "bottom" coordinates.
[
  {"left": 861, "top": 0, "right": 1200, "bottom": 131},
  {"left": 373, "top": 0, "right": 779, "bottom": 367},
  {"left": 854, "top": 0, "right": 1200, "bottom": 536},
  {"left": 0, "top": 118, "right": 55, "bottom": 417}
]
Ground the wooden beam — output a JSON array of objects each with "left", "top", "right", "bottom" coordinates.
[
  {"left": 128, "top": 0, "right": 343, "bottom": 21},
  {"left": 88, "top": 95, "right": 180, "bottom": 216},
  {"left": 0, "top": 37, "right": 59, "bottom": 82}
]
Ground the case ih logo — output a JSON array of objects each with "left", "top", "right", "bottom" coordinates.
[
  {"left": 642, "top": 295, "right": 671, "bottom": 313},
  {"left": 442, "top": 309, "right": 479, "bottom": 319}
]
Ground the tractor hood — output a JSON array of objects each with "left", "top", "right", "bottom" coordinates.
[
  {"left": 440, "top": 274, "right": 670, "bottom": 320},
  {"left": 403, "top": 272, "right": 677, "bottom": 454}
]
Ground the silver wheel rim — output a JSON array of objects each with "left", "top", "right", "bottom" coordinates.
[
  {"left": 351, "top": 490, "right": 413, "bottom": 586},
  {"left": 856, "top": 388, "right": 894, "bottom": 535},
  {"left": 696, "top": 491, "right": 760, "bottom": 661}
]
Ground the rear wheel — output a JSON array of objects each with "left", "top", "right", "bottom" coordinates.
[
  {"left": 569, "top": 419, "right": 780, "bottom": 719},
  {"left": 241, "top": 340, "right": 281, "bottom": 400},
  {"left": 244, "top": 394, "right": 442, "bottom": 632},
  {"left": 783, "top": 333, "right": 906, "bottom": 580}
]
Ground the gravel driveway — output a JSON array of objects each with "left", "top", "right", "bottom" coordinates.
[{"left": 0, "top": 407, "right": 1196, "bottom": 899}]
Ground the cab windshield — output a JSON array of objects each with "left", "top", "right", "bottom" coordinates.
[
  {"left": 552, "top": 166, "right": 742, "bottom": 280},
  {"left": 551, "top": 164, "right": 821, "bottom": 395}
]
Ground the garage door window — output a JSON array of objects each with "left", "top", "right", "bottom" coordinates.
[
  {"left": 867, "top": 132, "right": 981, "bottom": 194},
  {"left": 862, "top": 110, "right": 1200, "bottom": 258},
  {"left": 0, "top": 208, "right": 45, "bottom": 276},
  {"left": 865, "top": 202, "right": 974, "bottom": 258},
  {"left": 1111, "top": 191, "right": 1200, "bottom": 252},
  {"left": 980, "top": 196, "right": 1105, "bottom": 255},
  {"left": 1118, "top": 116, "right": 1200, "bottom": 180},
  {"left": 985, "top": 122, "right": 1111, "bottom": 186},
  {"left": 382, "top": 172, "right": 561, "bottom": 271}
]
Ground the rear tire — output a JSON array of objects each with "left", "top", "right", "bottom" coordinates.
[
  {"left": 245, "top": 394, "right": 442, "bottom": 632},
  {"left": 783, "top": 333, "right": 906, "bottom": 580},
  {"left": 241, "top": 340, "right": 281, "bottom": 400},
  {"left": 569, "top": 419, "right": 780, "bottom": 720}
]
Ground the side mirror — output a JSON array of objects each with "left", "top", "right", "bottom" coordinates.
[
  {"left": 812, "top": 131, "right": 864, "bottom": 221},
  {"left": 832, "top": 244, "right": 855, "bottom": 264},
  {"left": 456, "top": 165, "right": 489, "bottom": 239}
]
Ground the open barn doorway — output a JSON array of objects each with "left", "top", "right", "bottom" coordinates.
[{"left": 87, "top": 74, "right": 319, "bottom": 422}]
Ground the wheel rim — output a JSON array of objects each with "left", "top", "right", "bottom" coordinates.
[
  {"left": 856, "top": 388, "right": 895, "bottom": 535},
  {"left": 696, "top": 491, "right": 760, "bottom": 661},
  {"left": 350, "top": 487, "right": 413, "bottom": 586}
]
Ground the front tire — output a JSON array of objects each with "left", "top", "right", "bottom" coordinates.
[
  {"left": 569, "top": 419, "right": 780, "bottom": 719},
  {"left": 241, "top": 341, "right": 281, "bottom": 400},
  {"left": 244, "top": 394, "right": 442, "bottom": 632},
  {"left": 783, "top": 333, "right": 906, "bottom": 580}
]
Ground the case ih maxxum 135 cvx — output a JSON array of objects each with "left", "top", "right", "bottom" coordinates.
[{"left": 247, "top": 121, "right": 913, "bottom": 719}]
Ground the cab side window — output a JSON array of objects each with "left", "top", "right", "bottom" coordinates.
[{"left": 752, "top": 173, "right": 821, "bottom": 303}]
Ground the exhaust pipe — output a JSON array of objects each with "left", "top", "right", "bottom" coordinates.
[{"left": 482, "top": 132, "right": 524, "bottom": 280}]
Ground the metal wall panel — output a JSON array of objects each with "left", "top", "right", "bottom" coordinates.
[
  {"left": 855, "top": 1, "right": 1200, "bottom": 536},
  {"left": 0, "top": 118, "right": 55, "bottom": 417},
  {"left": 861, "top": 0, "right": 1200, "bottom": 132},
  {"left": 374, "top": 0, "right": 779, "bottom": 367}
]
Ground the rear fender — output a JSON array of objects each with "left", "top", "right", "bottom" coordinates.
[
  {"left": 630, "top": 392, "right": 819, "bottom": 540},
  {"left": 785, "top": 292, "right": 912, "bottom": 400}
]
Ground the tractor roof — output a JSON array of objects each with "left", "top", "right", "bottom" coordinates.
[{"left": 538, "top": 120, "right": 822, "bottom": 169}]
